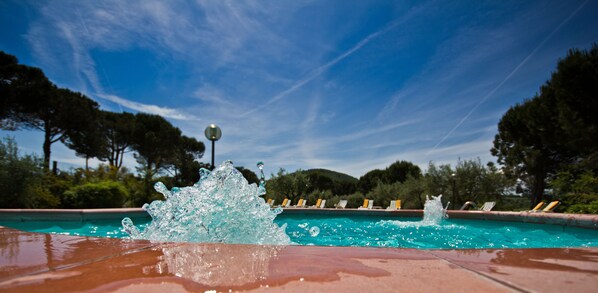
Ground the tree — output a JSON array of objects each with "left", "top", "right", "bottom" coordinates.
[
  {"left": 1, "top": 52, "right": 101, "bottom": 170},
  {"left": 170, "top": 135, "right": 205, "bottom": 186},
  {"left": 358, "top": 169, "right": 385, "bottom": 193},
  {"left": 236, "top": 166, "right": 259, "bottom": 185},
  {"left": 98, "top": 111, "right": 136, "bottom": 169},
  {"left": 1, "top": 51, "right": 53, "bottom": 130},
  {"left": 385, "top": 160, "right": 422, "bottom": 183},
  {"left": 132, "top": 113, "right": 182, "bottom": 180},
  {"left": 492, "top": 45, "right": 598, "bottom": 207},
  {"left": 62, "top": 107, "right": 107, "bottom": 171},
  {"left": 358, "top": 160, "right": 422, "bottom": 194}
]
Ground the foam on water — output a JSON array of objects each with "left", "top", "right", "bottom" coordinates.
[{"left": 122, "top": 161, "right": 291, "bottom": 245}]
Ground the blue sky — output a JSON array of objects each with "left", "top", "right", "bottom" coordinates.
[{"left": 1, "top": 0, "right": 597, "bottom": 178}]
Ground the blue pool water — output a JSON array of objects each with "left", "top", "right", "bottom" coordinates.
[{"left": 2, "top": 213, "right": 597, "bottom": 249}]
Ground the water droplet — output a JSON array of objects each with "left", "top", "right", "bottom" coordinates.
[
  {"left": 256, "top": 161, "right": 266, "bottom": 195},
  {"left": 309, "top": 226, "right": 320, "bottom": 237}
]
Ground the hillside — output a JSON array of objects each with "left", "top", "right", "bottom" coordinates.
[{"left": 303, "top": 169, "right": 358, "bottom": 183}]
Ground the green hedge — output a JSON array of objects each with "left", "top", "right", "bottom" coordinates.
[{"left": 63, "top": 181, "right": 128, "bottom": 208}]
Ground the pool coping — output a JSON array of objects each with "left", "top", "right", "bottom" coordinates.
[{"left": 1, "top": 208, "right": 597, "bottom": 229}]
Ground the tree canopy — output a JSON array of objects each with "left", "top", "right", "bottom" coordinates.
[{"left": 492, "top": 45, "right": 598, "bottom": 207}]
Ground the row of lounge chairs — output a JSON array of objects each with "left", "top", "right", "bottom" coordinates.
[
  {"left": 266, "top": 198, "right": 402, "bottom": 210},
  {"left": 459, "top": 200, "right": 560, "bottom": 212},
  {"left": 266, "top": 198, "right": 326, "bottom": 208},
  {"left": 266, "top": 198, "right": 561, "bottom": 212},
  {"left": 529, "top": 201, "right": 560, "bottom": 213}
]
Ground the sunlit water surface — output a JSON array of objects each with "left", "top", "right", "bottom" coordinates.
[{"left": 2, "top": 214, "right": 597, "bottom": 249}]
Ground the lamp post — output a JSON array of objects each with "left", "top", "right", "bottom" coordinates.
[
  {"left": 204, "top": 124, "right": 222, "bottom": 170},
  {"left": 451, "top": 173, "right": 457, "bottom": 209}
]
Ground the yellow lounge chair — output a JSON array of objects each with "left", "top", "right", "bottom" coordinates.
[
  {"left": 529, "top": 201, "right": 545, "bottom": 212},
  {"left": 313, "top": 198, "right": 322, "bottom": 208},
  {"left": 542, "top": 201, "right": 560, "bottom": 213},
  {"left": 280, "top": 198, "right": 290, "bottom": 208},
  {"left": 358, "top": 199, "right": 373, "bottom": 210},
  {"left": 386, "top": 200, "right": 402, "bottom": 211},
  {"left": 294, "top": 198, "right": 306, "bottom": 208}
]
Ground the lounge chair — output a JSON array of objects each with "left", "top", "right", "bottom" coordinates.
[
  {"left": 386, "top": 200, "right": 402, "bottom": 211},
  {"left": 335, "top": 200, "right": 348, "bottom": 209},
  {"left": 480, "top": 201, "right": 496, "bottom": 212},
  {"left": 542, "top": 201, "right": 560, "bottom": 213},
  {"left": 528, "top": 201, "right": 545, "bottom": 212},
  {"left": 280, "top": 198, "right": 290, "bottom": 208},
  {"left": 300, "top": 199, "right": 307, "bottom": 208},
  {"left": 358, "top": 199, "right": 374, "bottom": 210},
  {"left": 293, "top": 199, "right": 305, "bottom": 208},
  {"left": 319, "top": 199, "right": 326, "bottom": 208},
  {"left": 312, "top": 198, "right": 322, "bottom": 208}
]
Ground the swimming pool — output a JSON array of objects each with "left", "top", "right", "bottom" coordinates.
[{"left": 1, "top": 211, "right": 596, "bottom": 249}]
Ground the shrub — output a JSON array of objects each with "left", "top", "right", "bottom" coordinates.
[
  {"left": 566, "top": 200, "right": 598, "bottom": 214},
  {"left": 0, "top": 137, "right": 56, "bottom": 208},
  {"left": 62, "top": 181, "right": 128, "bottom": 208},
  {"left": 346, "top": 192, "right": 365, "bottom": 208}
]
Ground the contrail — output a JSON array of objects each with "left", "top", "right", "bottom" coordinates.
[
  {"left": 76, "top": 10, "right": 124, "bottom": 113},
  {"left": 428, "top": 0, "right": 588, "bottom": 154},
  {"left": 240, "top": 18, "right": 404, "bottom": 117}
]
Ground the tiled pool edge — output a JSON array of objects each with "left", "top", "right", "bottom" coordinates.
[{"left": 1, "top": 208, "right": 597, "bottom": 229}]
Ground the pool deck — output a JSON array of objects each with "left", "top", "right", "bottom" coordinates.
[
  {"left": 1, "top": 209, "right": 597, "bottom": 292},
  {"left": 1, "top": 228, "right": 597, "bottom": 292}
]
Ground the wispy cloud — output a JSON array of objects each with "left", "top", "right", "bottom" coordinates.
[
  {"left": 97, "top": 94, "right": 200, "bottom": 121},
  {"left": 8, "top": 0, "right": 595, "bottom": 178},
  {"left": 427, "top": 0, "right": 589, "bottom": 153},
  {"left": 241, "top": 5, "right": 429, "bottom": 117}
]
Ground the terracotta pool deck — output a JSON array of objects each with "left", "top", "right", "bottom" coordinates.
[
  {"left": 1, "top": 209, "right": 598, "bottom": 292},
  {"left": 1, "top": 226, "right": 597, "bottom": 292}
]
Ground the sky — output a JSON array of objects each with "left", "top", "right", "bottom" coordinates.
[{"left": 1, "top": 0, "right": 597, "bottom": 179}]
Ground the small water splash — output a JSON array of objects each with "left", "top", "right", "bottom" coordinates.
[
  {"left": 122, "top": 161, "right": 291, "bottom": 245},
  {"left": 422, "top": 194, "right": 448, "bottom": 225},
  {"left": 381, "top": 194, "right": 448, "bottom": 229},
  {"left": 309, "top": 226, "right": 320, "bottom": 237}
]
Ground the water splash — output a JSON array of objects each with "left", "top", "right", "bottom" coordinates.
[
  {"left": 381, "top": 194, "right": 448, "bottom": 229},
  {"left": 122, "top": 161, "right": 291, "bottom": 245},
  {"left": 421, "top": 194, "right": 448, "bottom": 225}
]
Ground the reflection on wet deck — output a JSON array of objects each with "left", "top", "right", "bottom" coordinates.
[{"left": 1, "top": 226, "right": 597, "bottom": 292}]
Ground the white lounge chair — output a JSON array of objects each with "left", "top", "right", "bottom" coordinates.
[
  {"left": 335, "top": 200, "right": 348, "bottom": 209},
  {"left": 480, "top": 201, "right": 496, "bottom": 212},
  {"left": 319, "top": 199, "right": 326, "bottom": 208}
]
